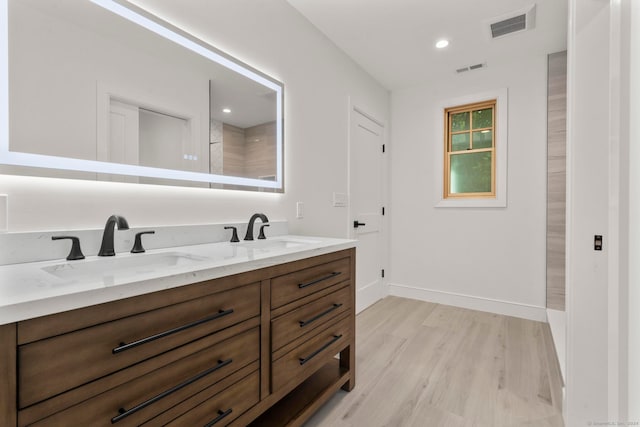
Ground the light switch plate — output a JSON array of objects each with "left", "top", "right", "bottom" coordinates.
[
  {"left": 0, "top": 195, "right": 7, "bottom": 232},
  {"left": 332, "top": 192, "right": 348, "bottom": 207},
  {"left": 296, "top": 202, "right": 304, "bottom": 219}
]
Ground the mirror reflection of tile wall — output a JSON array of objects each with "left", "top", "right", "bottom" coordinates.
[
  {"left": 210, "top": 120, "right": 224, "bottom": 175},
  {"left": 212, "top": 122, "right": 277, "bottom": 180}
]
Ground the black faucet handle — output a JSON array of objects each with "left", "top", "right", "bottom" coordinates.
[
  {"left": 224, "top": 226, "right": 240, "bottom": 243},
  {"left": 258, "top": 224, "right": 270, "bottom": 240},
  {"left": 52, "top": 236, "right": 85, "bottom": 261},
  {"left": 131, "top": 231, "right": 155, "bottom": 253}
]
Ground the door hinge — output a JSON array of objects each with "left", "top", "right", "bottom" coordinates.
[
  {"left": 381, "top": 269, "right": 385, "bottom": 278},
  {"left": 382, "top": 144, "right": 386, "bottom": 153},
  {"left": 382, "top": 206, "right": 385, "bottom": 216}
]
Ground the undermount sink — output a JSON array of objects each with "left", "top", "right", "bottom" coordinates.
[
  {"left": 42, "top": 252, "right": 210, "bottom": 281},
  {"left": 39, "top": 237, "right": 323, "bottom": 284}
]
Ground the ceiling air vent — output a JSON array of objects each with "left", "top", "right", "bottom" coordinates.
[
  {"left": 456, "top": 63, "right": 487, "bottom": 74},
  {"left": 488, "top": 4, "right": 536, "bottom": 39}
]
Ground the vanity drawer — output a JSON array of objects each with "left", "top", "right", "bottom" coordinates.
[
  {"left": 272, "top": 314, "right": 351, "bottom": 392},
  {"left": 271, "top": 257, "right": 350, "bottom": 309},
  {"left": 28, "top": 327, "right": 259, "bottom": 427},
  {"left": 18, "top": 282, "right": 260, "bottom": 408},
  {"left": 271, "top": 284, "right": 351, "bottom": 352},
  {"left": 163, "top": 370, "right": 259, "bottom": 426}
]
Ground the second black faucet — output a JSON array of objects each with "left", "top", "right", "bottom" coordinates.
[
  {"left": 98, "top": 214, "right": 129, "bottom": 256},
  {"left": 244, "top": 213, "right": 269, "bottom": 241}
]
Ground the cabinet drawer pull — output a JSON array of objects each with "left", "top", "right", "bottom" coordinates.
[
  {"left": 204, "top": 408, "right": 233, "bottom": 427},
  {"left": 112, "top": 308, "right": 234, "bottom": 354},
  {"left": 111, "top": 358, "right": 232, "bottom": 424},
  {"left": 299, "top": 334, "right": 342, "bottom": 366},
  {"left": 298, "top": 271, "right": 341, "bottom": 289},
  {"left": 299, "top": 303, "right": 343, "bottom": 327}
]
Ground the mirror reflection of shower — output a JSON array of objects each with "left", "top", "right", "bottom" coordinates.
[{"left": 209, "top": 80, "right": 277, "bottom": 182}]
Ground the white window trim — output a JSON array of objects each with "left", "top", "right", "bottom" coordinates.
[{"left": 435, "top": 88, "right": 508, "bottom": 208}]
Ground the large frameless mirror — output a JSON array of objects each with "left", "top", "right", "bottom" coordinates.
[{"left": 0, "top": 0, "right": 284, "bottom": 191}]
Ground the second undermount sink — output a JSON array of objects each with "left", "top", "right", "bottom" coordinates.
[
  {"left": 41, "top": 252, "right": 210, "bottom": 282},
  {"left": 236, "top": 237, "right": 321, "bottom": 250}
]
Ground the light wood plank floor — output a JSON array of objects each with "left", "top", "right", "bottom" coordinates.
[{"left": 304, "top": 297, "right": 564, "bottom": 427}]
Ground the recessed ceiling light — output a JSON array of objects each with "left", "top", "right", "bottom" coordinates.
[
  {"left": 222, "top": 108, "right": 231, "bottom": 113},
  {"left": 435, "top": 39, "right": 449, "bottom": 49}
]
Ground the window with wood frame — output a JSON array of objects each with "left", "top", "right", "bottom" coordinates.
[{"left": 443, "top": 99, "right": 496, "bottom": 199}]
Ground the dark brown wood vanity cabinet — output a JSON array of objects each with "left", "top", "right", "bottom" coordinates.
[{"left": 0, "top": 248, "right": 355, "bottom": 427}]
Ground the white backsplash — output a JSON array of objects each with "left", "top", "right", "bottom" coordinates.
[{"left": 0, "top": 220, "right": 288, "bottom": 266}]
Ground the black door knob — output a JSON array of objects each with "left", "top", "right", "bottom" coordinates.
[{"left": 353, "top": 221, "right": 366, "bottom": 228}]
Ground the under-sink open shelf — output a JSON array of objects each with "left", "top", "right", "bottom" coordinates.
[{"left": 248, "top": 359, "right": 350, "bottom": 427}]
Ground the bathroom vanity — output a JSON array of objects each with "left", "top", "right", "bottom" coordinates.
[
  {"left": 0, "top": 236, "right": 355, "bottom": 426},
  {"left": 2, "top": 0, "right": 355, "bottom": 423}
]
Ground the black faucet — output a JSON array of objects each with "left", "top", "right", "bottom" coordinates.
[
  {"left": 244, "top": 213, "right": 269, "bottom": 241},
  {"left": 98, "top": 215, "right": 130, "bottom": 256}
]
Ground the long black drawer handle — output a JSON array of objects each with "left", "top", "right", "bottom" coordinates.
[
  {"left": 111, "top": 359, "right": 233, "bottom": 424},
  {"left": 112, "top": 308, "right": 234, "bottom": 354},
  {"left": 298, "top": 271, "right": 342, "bottom": 289},
  {"left": 299, "top": 304, "right": 343, "bottom": 327},
  {"left": 299, "top": 334, "right": 343, "bottom": 365},
  {"left": 204, "top": 408, "right": 233, "bottom": 427}
]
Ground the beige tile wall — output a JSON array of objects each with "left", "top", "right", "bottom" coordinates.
[{"left": 546, "top": 51, "right": 567, "bottom": 311}]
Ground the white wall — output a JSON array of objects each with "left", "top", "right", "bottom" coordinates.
[
  {"left": 627, "top": 0, "right": 640, "bottom": 419},
  {"left": 388, "top": 53, "right": 548, "bottom": 320},
  {"left": 0, "top": 0, "right": 389, "bottom": 236},
  {"left": 565, "top": 0, "right": 621, "bottom": 423}
]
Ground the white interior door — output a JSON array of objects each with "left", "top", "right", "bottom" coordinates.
[
  {"left": 108, "top": 99, "right": 139, "bottom": 165},
  {"left": 101, "top": 99, "right": 139, "bottom": 183},
  {"left": 350, "top": 107, "right": 385, "bottom": 313}
]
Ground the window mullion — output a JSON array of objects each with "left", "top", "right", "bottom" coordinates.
[
  {"left": 469, "top": 111, "right": 474, "bottom": 150},
  {"left": 464, "top": 147, "right": 493, "bottom": 154},
  {"left": 448, "top": 116, "right": 452, "bottom": 152}
]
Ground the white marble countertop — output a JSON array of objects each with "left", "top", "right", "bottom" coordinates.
[{"left": 0, "top": 235, "right": 355, "bottom": 325}]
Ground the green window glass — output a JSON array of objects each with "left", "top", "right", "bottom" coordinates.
[
  {"left": 451, "top": 133, "right": 470, "bottom": 152},
  {"left": 472, "top": 108, "right": 492, "bottom": 129},
  {"left": 472, "top": 130, "right": 492, "bottom": 149},
  {"left": 451, "top": 112, "right": 469, "bottom": 132},
  {"left": 449, "top": 152, "right": 492, "bottom": 194}
]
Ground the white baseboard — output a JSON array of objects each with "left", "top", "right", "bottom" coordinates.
[
  {"left": 356, "top": 280, "right": 386, "bottom": 314},
  {"left": 388, "top": 283, "right": 547, "bottom": 322},
  {"left": 546, "top": 308, "right": 566, "bottom": 383}
]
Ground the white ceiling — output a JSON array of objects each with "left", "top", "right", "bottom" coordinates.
[{"left": 286, "top": 0, "right": 568, "bottom": 90}]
